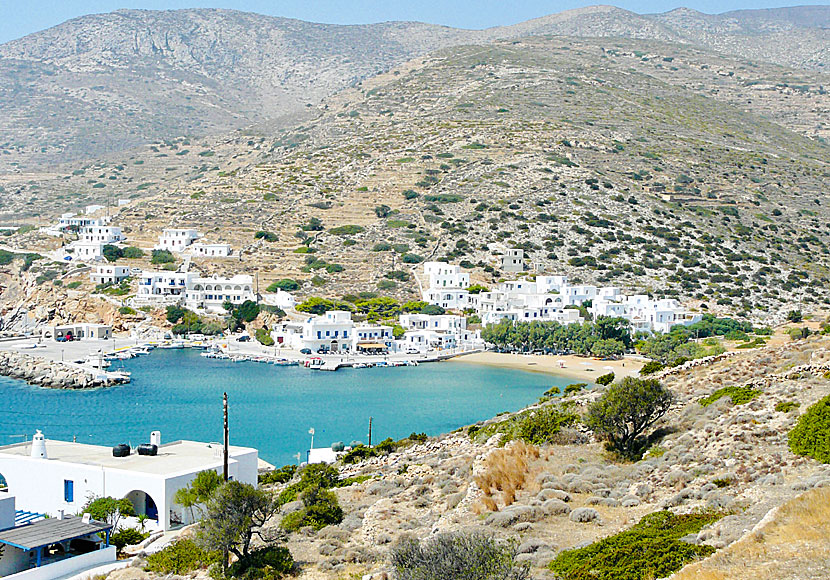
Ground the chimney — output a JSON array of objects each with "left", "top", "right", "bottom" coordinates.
[
  {"left": 150, "top": 431, "right": 161, "bottom": 447},
  {"left": 31, "top": 430, "right": 47, "bottom": 459},
  {"left": 56, "top": 510, "right": 64, "bottom": 520}
]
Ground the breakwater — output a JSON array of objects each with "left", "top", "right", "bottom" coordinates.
[{"left": 0, "top": 350, "right": 128, "bottom": 389}]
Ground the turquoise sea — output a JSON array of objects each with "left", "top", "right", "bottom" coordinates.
[{"left": 0, "top": 350, "right": 570, "bottom": 467}]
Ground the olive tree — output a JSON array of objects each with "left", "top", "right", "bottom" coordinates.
[
  {"left": 586, "top": 377, "right": 674, "bottom": 459},
  {"left": 198, "top": 481, "right": 281, "bottom": 573},
  {"left": 83, "top": 496, "right": 135, "bottom": 529}
]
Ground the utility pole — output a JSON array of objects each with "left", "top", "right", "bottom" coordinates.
[
  {"left": 223, "top": 392, "right": 229, "bottom": 482},
  {"left": 368, "top": 416, "right": 373, "bottom": 447}
]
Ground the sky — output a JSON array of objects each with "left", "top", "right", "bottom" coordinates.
[{"left": 0, "top": 1, "right": 825, "bottom": 44}]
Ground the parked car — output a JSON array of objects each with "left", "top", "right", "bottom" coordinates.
[
  {"left": 405, "top": 348, "right": 420, "bottom": 354},
  {"left": 236, "top": 335, "right": 251, "bottom": 342},
  {"left": 300, "top": 348, "right": 312, "bottom": 355}
]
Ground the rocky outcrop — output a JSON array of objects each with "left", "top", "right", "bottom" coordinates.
[{"left": 0, "top": 350, "right": 128, "bottom": 389}]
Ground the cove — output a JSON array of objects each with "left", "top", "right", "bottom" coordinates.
[{"left": 0, "top": 349, "right": 570, "bottom": 467}]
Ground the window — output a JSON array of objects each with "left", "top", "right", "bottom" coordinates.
[{"left": 64, "top": 480, "right": 74, "bottom": 503}]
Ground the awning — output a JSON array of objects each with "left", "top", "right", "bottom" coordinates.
[
  {"left": 357, "top": 343, "right": 387, "bottom": 349},
  {"left": 0, "top": 516, "right": 111, "bottom": 551}
]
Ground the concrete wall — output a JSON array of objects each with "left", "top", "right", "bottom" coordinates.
[
  {"left": 0, "top": 494, "right": 15, "bottom": 530},
  {"left": 5, "top": 546, "right": 116, "bottom": 580}
]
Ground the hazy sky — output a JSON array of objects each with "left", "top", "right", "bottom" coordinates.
[{"left": 1, "top": 1, "right": 824, "bottom": 44}]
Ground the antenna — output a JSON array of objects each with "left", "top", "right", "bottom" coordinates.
[
  {"left": 368, "top": 416, "right": 373, "bottom": 447},
  {"left": 308, "top": 427, "right": 315, "bottom": 450},
  {"left": 223, "top": 393, "right": 229, "bottom": 481}
]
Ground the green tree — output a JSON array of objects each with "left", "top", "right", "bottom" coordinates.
[
  {"left": 102, "top": 245, "right": 123, "bottom": 263},
  {"left": 786, "top": 309, "right": 803, "bottom": 323},
  {"left": 122, "top": 246, "right": 145, "bottom": 259},
  {"left": 374, "top": 204, "right": 392, "bottom": 218},
  {"left": 83, "top": 496, "right": 135, "bottom": 529},
  {"left": 586, "top": 377, "right": 674, "bottom": 459},
  {"left": 198, "top": 481, "right": 280, "bottom": 573},
  {"left": 174, "top": 470, "right": 223, "bottom": 521},
  {"left": 467, "top": 284, "right": 490, "bottom": 295},
  {"left": 266, "top": 279, "right": 300, "bottom": 292},
  {"left": 151, "top": 249, "right": 176, "bottom": 264}
]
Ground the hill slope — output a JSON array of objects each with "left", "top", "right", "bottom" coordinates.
[{"left": 0, "top": 5, "right": 827, "bottom": 169}]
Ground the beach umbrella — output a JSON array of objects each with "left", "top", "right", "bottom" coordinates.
[{"left": 603, "top": 365, "right": 614, "bottom": 370}]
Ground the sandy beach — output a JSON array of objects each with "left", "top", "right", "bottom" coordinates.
[{"left": 449, "top": 351, "right": 645, "bottom": 382}]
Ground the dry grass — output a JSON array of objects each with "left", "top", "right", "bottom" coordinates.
[
  {"left": 474, "top": 440, "right": 540, "bottom": 509},
  {"left": 671, "top": 488, "right": 830, "bottom": 580}
]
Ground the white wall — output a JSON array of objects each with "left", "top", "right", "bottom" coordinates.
[{"left": 4, "top": 547, "right": 116, "bottom": 580}]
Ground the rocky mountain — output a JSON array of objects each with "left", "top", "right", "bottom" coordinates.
[{"left": 0, "top": 5, "right": 827, "bottom": 169}]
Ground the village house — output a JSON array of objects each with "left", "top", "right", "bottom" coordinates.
[
  {"left": 40, "top": 323, "right": 112, "bottom": 342},
  {"left": 397, "top": 313, "right": 481, "bottom": 353},
  {"left": 501, "top": 248, "right": 525, "bottom": 273},
  {"left": 89, "top": 265, "right": 130, "bottom": 285},
  {"left": 352, "top": 324, "right": 394, "bottom": 354},
  {"left": 70, "top": 241, "right": 104, "bottom": 262},
  {"left": 78, "top": 225, "right": 124, "bottom": 244},
  {"left": 133, "top": 270, "right": 197, "bottom": 306},
  {"left": 0, "top": 430, "right": 258, "bottom": 532},
  {"left": 591, "top": 295, "right": 703, "bottom": 334},
  {"left": 274, "top": 310, "right": 354, "bottom": 353},
  {"left": 0, "top": 493, "right": 116, "bottom": 579},
  {"left": 156, "top": 229, "right": 201, "bottom": 253},
  {"left": 184, "top": 275, "right": 255, "bottom": 313},
  {"left": 189, "top": 242, "right": 232, "bottom": 258}
]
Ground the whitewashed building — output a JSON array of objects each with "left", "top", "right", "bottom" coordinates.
[
  {"left": 79, "top": 225, "right": 124, "bottom": 244},
  {"left": 0, "top": 430, "right": 258, "bottom": 531},
  {"left": 70, "top": 242, "right": 104, "bottom": 262},
  {"left": 40, "top": 323, "right": 112, "bottom": 342},
  {"left": 261, "top": 289, "right": 296, "bottom": 311},
  {"left": 591, "top": 295, "right": 702, "bottom": 334},
  {"left": 185, "top": 275, "right": 255, "bottom": 313},
  {"left": 274, "top": 310, "right": 354, "bottom": 353},
  {"left": 189, "top": 242, "right": 232, "bottom": 258},
  {"left": 501, "top": 248, "right": 525, "bottom": 273},
  {"left": 353, "top": 325, "right": 393, "bottom": 353},
  {"left": 396, "top": 314, "right": 481, "bottom": 353},
  {"left": 134, "top": 271, "right": 197, "bottom": 306},
  {"left": 90, "top": 265, "right": 130, "bottom": 285},
  {"left": 156, "top": 229, "right": 200, "bottom": 253}
]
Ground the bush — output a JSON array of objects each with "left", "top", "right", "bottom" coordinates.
[
  {"left": 258, "top": 465, "right": 297, "bottom": 486},
  {"left": 254, "top": 231, "right": 278, "bottom": 242},
  {"left": 226, "top": 546, "right": 294, "bottom": 579},
  {"left": 329, "top": 225, "right": 364, "bottom": 236},
  {"left": 385, "top": 270, "right": 410, "bottom": 282},
  {"left": 789, "top": 395, "right": 830, "bottom": 463},
  {"left": 255, "top": 328, "right": 274, "bottom": 346},
  {"left": 145, "top": 539, "right": 220, "bottom": 574},
  {"left": 266, "top": 279, "right": 300, "bottom": 292},
  {"left": 403, "top": 189, "right": 419, "bottom": 200},
  {"left": 122, "top": 247, "right": 145, "bottom": 259},
  {"left": 549, "top": 511, "right": 721, "bottom": 580},
  {"left": 564, "top": 383, "right": 587, "bottom": 396},
  {"left": 475, "top": 404, "right": 579, "bottom": 445},
  {"left": 111, "top": 528, "right": 148, "bottom": 552},
  {"left": 391, "top": 532, "right": 529, "bottom": 580},
  {"left": 595, "top": 372, "right": 615, "bottom": 386},
  {"left": 402, "top": 253, "right": 424, "bottom": 264},
  {"left": 119, "top": 306, "right": 136, "bottom": 315},
  {"left": 151, "top": 249, "right": 175, "bottom": 264},
  {"left": 775, "top": 400, "right": 799, "bottom": 413},
  {"left": 280, "top": 485, "right": 343, "bottom": 531},
  {"left": 102, "top": 245, "right": 123, "bottom": 262},
  {"left": 586, "top": 377, "right": 674, "bottom": 459},
  {"left": 699, "top": 385, "right": 761, "bottom": 407},
  {"left": 374, "top": 204, "right": 392, "bottom": 218}
]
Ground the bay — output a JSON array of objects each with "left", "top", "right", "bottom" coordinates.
[{"left": 0, "top": 350, "right": 570, "bottom": 467}]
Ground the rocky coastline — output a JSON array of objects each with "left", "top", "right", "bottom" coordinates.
[{"left": 0, "top": 350, "right": 128, "bottom": 389}]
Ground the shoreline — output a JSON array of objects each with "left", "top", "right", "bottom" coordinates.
[{"left": 448, "top": 351, "right": 645, "bottom": 382}]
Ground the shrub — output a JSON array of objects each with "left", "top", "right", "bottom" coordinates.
[
  {"left": 226, "top": 546, "right": 294, "bottom": 580},
  {"left": 699, "top": 385, "right": 761, "bottom": 407},
  {"left": 145, "top": 539, "right": 220, "bottom": 574},
  {"left": 374, "top": 204, "right": 392, "bottom": 218},
  {"left": 151, "top": 249, "right": 175, "bottom": 264},
  {"left": 423, "top": 194, "right": 462, "bottom": 203},
  {"left": 258, "top": 465, "right": 297, "bottom": 486},
  {"left": 468, "top": 284, "right": 490, "bottom": 294},
  {"left": 586, "top": 377, "right": 674, "bottom": 459},
  {"left": 639, "top": 361, "right": 664, "bottom": 376},
  {"left": 385, "top": 270, "right": 410, "bottom": 282},
  {"left": 475, "top": 404, "right": 579, "bottom": 445},
  {"left": 266, "top": 279, "right": 300, "bottom": 292},
  {"left": 595, "top": 372, "right": 615, "bottom": 386},
  {"left": 564, "top": 383, "right": 587, "bottom": 396},
  {"left": 102, "top": 245, "right": 123, "bottom": 262},
  {"left": 372, "top": 242, "right": 392, "bottom": 252},
  {"left": 786, "top": 309, "right": 803, "bottom": 323},
  {"left": 403, "top": 190, "right": 419, "bottom": 200},
  {"left": 391, "top": 532, "right": 529, "bottom": 580},
  {"left": 775, "top": 400, "right": 800, "bottom": 413},
  {"left": 549, "top": 511, "right": 721, "bottom": 580},
  {"left": 255, "top": 231, "right": 278, "bottom": 242},
  {"left": 111, "top": 528, "right": 148, "bottom": 552},
  {"left": 329, "top": 225, "right": 364, "bottom": 236},
  {"left": 789, "top": 395, "right": 830, "bottom": 463},
  {"left": 119, "top": 306, "right": 136, "bottom": 315},
  {"left": 280, "top": 485, "right": 343, "bottom": 531},
  {"left": 122, "top": 247, "right": 144, "bottom": 259},
  {"left": 402, "top": 253, "right": 424, "bottom": 264},
  {"left": 255, "top": 328, "right": 274, "bottom": 346}
]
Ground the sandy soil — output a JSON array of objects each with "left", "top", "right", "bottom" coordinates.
[{"left": 448, "top": 351, "right": 644, "bottom": 382}]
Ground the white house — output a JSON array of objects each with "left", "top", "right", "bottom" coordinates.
[
  {"left": 156, "top": 229, "right": 201, "bottom": 253},
  {"left": 261, "top": 289, "right": 296, "bottom": 311},
  {"left": 591, "top": 295, "right": 702, "bottom": 334},
  {"left": 352, "top": 325, "right": 393, "bottom": 353},
  {"left": 40, "top": 324, "right": 112, "bottom": 342},
  {"left": 501, "top": 249, "right": 525, "bottom": 273},
  {"left": 0, "top": 493, "right": 116, "bottom": 579},
  {"left": 90, "top": 265, "right": 130, "bottom": 285},
  {"left": 57, "top": 214, "right": 108, "bottom": 231},
  {"left": 396, "top": 314, "right": 481, "bottom": 353},
  {"left": 421, "top": 262, "right": 473, "bottom": 310},
  {"left": 70, "top": 242, "right": 104, "bottom": 262},
  {"left": 189, "top": 242, "right": 232, "bottom": 258},
  {"left": 0, "top": 430, "right": 258, "bottom": 531},
  {"left": 185, "top": 275, "right": 255, "bottom": 313},
  {"left": 84, "top": 205, "right": 105, "bottom": 216},
  {"left": 422, "top": 288, "right": 471, "bottom": 310},
  {"left": 275, "top": 311, "right": 354, "bottom": 353},
  {"left": 134, "top": 271, "right": 197, "bottom": 306},
  {"left": 78, "top": 225, "right": 124, "bottom": 244}
]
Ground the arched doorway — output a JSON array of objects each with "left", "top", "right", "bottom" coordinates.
[{"left": 125, "top": 490, "right": 158, "bottom": 521}]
